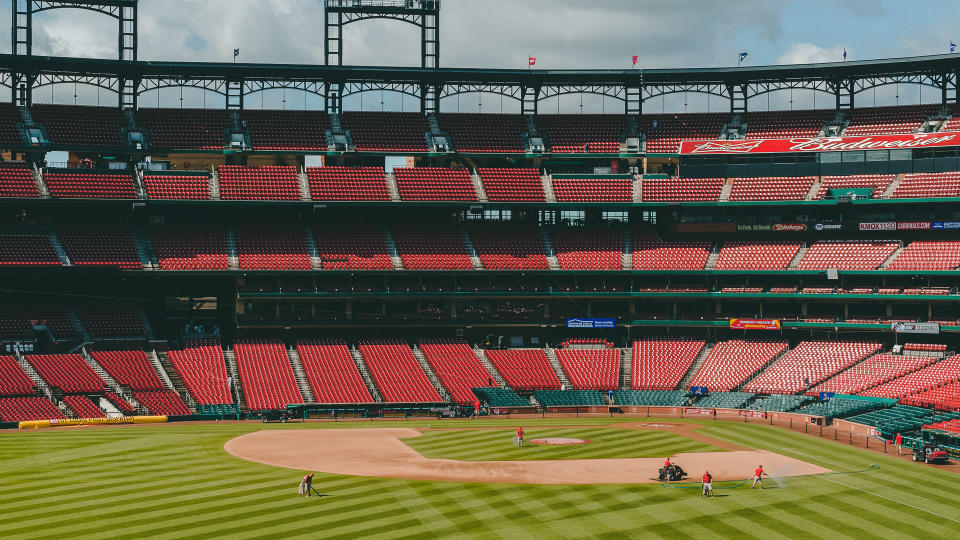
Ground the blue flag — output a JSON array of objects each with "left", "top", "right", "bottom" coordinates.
[
  {"left": 952, "top": 41, "right": 957, "bottom": 53},
  {"left": 843, "top": 48, "right": 847, "bottom": 60},
  {"left": 234, "top": 48, "right": 240, "bottom": 57},
  {"left": 739, "top": 51, "right": 748, "bottom": 62}
]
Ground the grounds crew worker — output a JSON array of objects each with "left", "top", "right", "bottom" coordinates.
[
  {"left": 752, "top": 465, "right": 767, "bottom": 489},
  {"left": 517, "top": 427, "right": 524, "bottom": 447},
  {"left": 702, "top": 471, "right": 713, "bottom": 497},
  {"left": 895, "top": 432, "right": 903, "bottom": 455}
]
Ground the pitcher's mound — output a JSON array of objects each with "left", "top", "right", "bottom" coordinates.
[{"left": 530, "top": 437, "right": 589, "bottom": 445}]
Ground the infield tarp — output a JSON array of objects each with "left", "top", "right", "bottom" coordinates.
[{"left": 19, "top": 415, "right": 167, "bottom": 429}]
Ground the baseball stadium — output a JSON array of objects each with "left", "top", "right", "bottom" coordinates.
[{"left": 2, "top": 0, "right": 960, "bottom": 537}]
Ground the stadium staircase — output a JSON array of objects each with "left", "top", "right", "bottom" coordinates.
[
  {"left": 384, "top": 172, "right": 401, "bottom": 201},
  {"left": 621, "top": 228, "right": 633, "bottom": 270},
  {"left": 286, "top": 346, "right": 316, "bottom": 403},
  {"left": 882, "top": 174, "right": 905, "bottom": 198},
  {"left": 147, "top": 350, "right": 177, "bottom": 392},
  {"left": 734, "top": 347, "right": 792, "bottom": 392},
  {"left": 539, "top": 229, "right": 561, "bottom": 270},
  {"left": 804, "top": 177, "right": 823, "bottom": 200},
  {"left": 132, "top": 228, "right": 158, "bottom": 270},
  {"left": 920, "top": 108, "right": 949, "bottom": 133},
  {"left": 297, "top": 167, "right": 312, "bottom": 201},
  {"left": 718, "top": 181, "right": 733, "bottom": 202},
  {"left": 821, "top": 110, "right": 847, "bottom": 137},
  {"left": 349, "top": 346, "right": 384, "bottom": 402},
  {"left": 14, "top": 351, "right": 55, "bottom": 401},
  {"left": 679, "top": 343, "right": 714, "bottom": 390},
  {"left": 459, "top": 226, "right": 484, "bottom": 270},
  {"left": 304, "top": 226, "right": 323, "bottom": 270},
  {"left": 473, "top": 346, "right": 507, "bottom": 387},
  {"left": 208, "top": 167, "right": 221, "bottom": 200},
  {"left": 66, "top": 309, "right": 86, "bottom": 340},
  {"left": 880, "top": 245, "right": 907, "bottom": 269},
  {"left": 31, "top": 164, "right": 49, "bottom": 197},
  {"left": 140, "top": 309, "right": 156, "bottom": 340},
  {"left": 223, "top": 349, "right": 247, "bottom": 410},
  {"left": 411, "top": 345, "right": 452, "bottom": 402},
  {"left": 382, "top": 226, "right": 405, "bottom": 270},
  {"left": 787, "top": 245, "right": 809, "bottom": 270},
  {"left": 632, "top": 175, "right": 642, "bottom": 203},
  {"left": 80, "top": 347, "right": 139, "bottom": 409},
  {"left": 122, "top": 109, "right": 149, "bottom": 151},
  {"left": 97, "top": 397, "right": 122, "bottom": 417},
  {"left": 541, "top": 172, "right": 557, "bottom": 202},
  {"left": 18, "top": 105, "right": 50, "bottom": 145},
  {"left": 470, "top": 169, "right": 489, "bottom": 202},
  {"left": 619, "top": 348, "right": 632, "bottom": 392},
  {"left": 704, "top": 245, "right": 721, "bottom": 270},
  {"left": 132, "top": 169, "right": 147, "bottom": 199},
  {"left": 153, "top": 350, "right": 195, "bottom": 410},
  {"left": 47, "top": 227, "right": 72, "bottom": 265},
  {"left": 225, "top": 226, "right": 239, "bottom": 270},
  {"left": 523, "top": 114, "right": 546, "bottom": 153},
  {"left": 543, "top": 347, "right": 573, "bottom": 389}
]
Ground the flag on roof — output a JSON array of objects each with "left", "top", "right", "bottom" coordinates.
[
  {"left": 234, "top": 48, "right": 240, "bottom": 57},
  {"left": 739, "top": 51, "right": 748, "bottom": 62},
  {"left": 843, "top": 48, "right": 847, "bottom": 61},
  {"left": 952, "top": 41, "right": 957, "bottom": 53},
  {"left": 528, "top": 56, "right": 536, "bottom": 66},
  {"left": 632, "top": 55, "right": 638, "bottom": 66}
]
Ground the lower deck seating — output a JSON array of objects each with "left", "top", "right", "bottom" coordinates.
[
  {"left": 0, "top": 356, "right": 37, "bottom": 395},
  {"left": 27, "top": 354, "right": 106, "bottom": 393},
  {"left": 167, "top": 342, "right": 233, "bottom": 406},
  {"left": 472, "top": 387, "right": 529, "bottom": 408},
  {"left": 0, "top": 396, "right": 65, "bottom": 422},
  {"left": 743, "top": 341, "right": 882, "bottom": 394},
  {"left": 90, "top": 350, "right": 165, "bottom": 390},
  {"left": 861, "top": 355, "right": 960, "bottom": 400},
  {"left": 105, "top": 390, "right": 136, "bottom": 414},
  {"left": 794, "top": 398, "right": 883, "bottom": 421},
  {"left": 233, "top": 341, "right": 303, "bottom": 410},
  {"left": 632, "top": 338, "right": 705, "bottom": 390},
  {"left": 554, "top": 349, "right": 620, "bottom": 390},
  {"left": 295, "top": 340, "right": 374, "bottom": 404},
  {"left": 612, "top": 390, "right": 689, "bottom": 406},
  {"left": 133, "top": 390, "right": 192, "bottom": 415},
  {"left": 694, "top": 392, "right": 755, "bottom": 409},
  {"left": 533, "top": 390, "right": 604, "bottom": 406},
  {"left": 688, "top": 340, "right": 788, "bottom": 392},
  {"left": 746, "top": 394, "right": 812, "bottom": 412},
  {"left": 419, "top": 340, "right": 493, "bottom": 404},
  {"left": 357, "top": 339, "right": 442, "bottom": 402},
  {"left": 483, "top": 349, "right": 560, "bottom": 391},
  {"left": 811, "top": 354, "right": 937, "bottom": 396},
  {"left": 62, "top": 394, "right": 106, "bottom": 418}
]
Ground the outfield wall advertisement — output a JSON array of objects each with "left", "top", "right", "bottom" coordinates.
[{"left": 679, "top": 132, "right": 960, "bottom": 155}]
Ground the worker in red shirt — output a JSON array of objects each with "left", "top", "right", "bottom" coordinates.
[
  {"left": 516, "top": 427, "right": 524, "bottom": 447},
  {"left": 752, "top": 465, "right": 767, "bottom": 489},
  {"left": 894, "top": 432, "right": 903, "bottom": 455},
  {"left": 702, "top": 471, "right": 713, "bottom": 497},
  {"left": 473, "top": 399, "right": 481, "bottom": 418},
  {"left": 664, "top": 457, "right": 671, "bottom": 468}
]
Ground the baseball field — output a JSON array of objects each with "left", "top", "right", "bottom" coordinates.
[{"left": 1, "top": 417, "right": 957, "bottom": 538}]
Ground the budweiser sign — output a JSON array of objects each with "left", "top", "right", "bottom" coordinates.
[{"left": 679, "top": 132, "right": 960, "bottom": 155}]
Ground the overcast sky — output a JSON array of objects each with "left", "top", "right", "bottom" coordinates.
[{"left": 2, "top": 0, "right": 958, "bottom": 112}]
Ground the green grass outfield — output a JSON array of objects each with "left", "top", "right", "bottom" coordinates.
[{"left": 0, "top": 417, "right": 957, "bottom": 539}]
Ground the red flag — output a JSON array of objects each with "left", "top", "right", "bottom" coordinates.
[
  {"left": 528, "top": 56, "right": 536, "bottom": 66},
  {"left": 632, "top": 55, "right": 638, "bottom": 65}
]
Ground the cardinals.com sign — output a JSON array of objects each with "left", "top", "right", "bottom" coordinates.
[
  {"left": 679, "top": 132, "right": 960, "bottom": 155},
  {"left": 730, "top": 318, "right": 781, "bottom": 330}
]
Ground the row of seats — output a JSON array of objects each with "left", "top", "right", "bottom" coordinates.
[
  {"left": 216, "top": 165, "right": 301, "bottom": 200},
  {"left": 296, "top": 340, "right": 373, "bottom": 404},
  {"left": 632, "top": 338, "right": 705, "bottom": 390},
  {"left": 0, "top": 234, "right": 62, "bottom": 266},
  {"left": 555, "top": 349, "right": 620, "bottom": 390},
  {"left": 861, "top": 354, "right": 960, "bottom": 400},
  {"left": 27, "top": 354, "right": 106, "bottom": 393},
  {"left": 357, "top": 339, "right": 441, "bottom": 402},
  {"left": 90, "top": 350, "right": 165, "bottom": 390},
  {"left": 0, "top": 162, "right": 39, "bottom": 197},
  {"left": 810, "top": 354, "right": 937, "bottom": 396},
  {"left": 688, "top": 340, "right": 788, "bottom": 392},
  {"left": 0, "top": 396, "right": 65, "bottom": 422},
  {"left": 743, "top": 341, "right": 882, "bottom": 394},
  {"left": 167, "top": 341, "right": 233, "bottom": 406},
  {"left": 44, "top": 170, "right": 137, "bottom": 199},
  {"left": 0, "top": 356, "right": 36, "bottom": 396},
  {"left": 418, "top": 339, "right": 493, "bottom": 404},
  {"left": 233, "top": 341, "right": 304, "bottom": 410}
]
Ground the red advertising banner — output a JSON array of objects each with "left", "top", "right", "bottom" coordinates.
[
  {"left": 679, "top": 132, "right": 960, "bottom": 155},
  {"left": 730, "top": 318, "right": 782, "bottom": 330},
  {"left": 685, "top": 408, "right": 715, "bottom": 416}
]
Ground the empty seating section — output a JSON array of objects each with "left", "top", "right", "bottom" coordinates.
[
  {"left": 392, "top": 227, "right": 472, "bottom": 270},
  {"left": 143, "top": 172, "right": 210, "bottom": 199},
  {"left": 536, "top": 114, "right": 625, "bottom": 153},
  {"left": 904, "top": 380, "right": 960, "bottom": 410},
  {"left": 550, "top": 229, "right": 622, "bottom": 270},
  {"left": 811, "top": 354, "right": 936, "bottom": 396},
  {"left": 714, "top": 241, "right": 801, "bottom": 270},
  {"left": 341, "top": 112, "right": 429, "bottom": 152},
  {"left": 168, "top": 343, "right": 233, "bottom": 405},
  {"left": 357, "top": 340, "right": 441, "bottom": 402},
  {"left": 843, "top": 105, "right": 936, "bottom": 136},
  {"left": 235, "top": 227, "right": 310, "bottom": 270},
  {"left": 0, "top": 396, "right": 65, "bottom": 421},
  {"left": 551, "top": 176, "right": 631, "bottom": 202},
  {"left": 0, "top": 234, "right": 61, "bottom": 266},
  {"left": 483, "top": 349, "right": 560, "bottom": 391},
  {"left": 419, "top": 340, "right": 492, "bottom": 404},
  {"left": 555, "top": 349, "right": 620, "bottom": 390},
  {"left": 0, "top": 104, "right": 25, "bottom": 146},
  {"left": 468, "top": 227, "right": 548, "bottom": 270},
  {"left": 746, "top": 394, "right": 812, "bottom": 412},
  {"left": 694, "top": 392, "right": 755, "bottom": 409},
  {"left": 27, "top": 354, "right": 106, "bottom": 393},
  {"left": 632, "top": 338, "right": 705, "bottom": 390},
  {"left": 743, "top": 341, "right": 882, "bottom": 394},
  {"left": 886, "top": 241, "right": 960, "bottom": 270},
  {"left": 633, "top": 228, "right": 709, "bottom": 270},
  {"left": 440, "top": 114, "right": 526, "bottom": 153},
  {"left": 132, "top": 390, "right": 192, "bottom": 415},
  {"left": 33, "top": 105, "right": 123, "bottom": 148},
  {"left": 641, "top": 178, "right": 723, "bottom": 202},
  {"left": 893, "top": 172, "right": 960, "bottom": 198},
  {"left": 533, "top": 390, "right": 604, "bottom": 406},
  {"left": 57, "top": 227, "right": 142, "bottom": 269},
  {"left": 135, "top": 108, "right": 227, "bottom": 150},
  {"left": 76, "top": 306, "right": 146, "bottom": 338},
  {"left": 150, "top": 227, "right": 229, "bottom": 270},
  {"left": 233, "top": 342, "right": 303, "bottom": 410},
  {"left": 62, "top": 394, "right": 105, "bottom": 418},
  {"left": 861, "top": 355, "right": 960, "bottom": 400},
  {"left": 797, "top": 240, "right": 899, "bottom": 270},
  {"left": 0, "top": 356, "right": 36, "bottom": 395},
  {"left": 44, "top": 170, "right": 136, "bottom": 199},
  {"left": 817, "top": 175, "right": 894, "bottom": 199},
  {"left": 394, "top": 167, "right": 477, "bottom": 201},
  {"left": 0, "top": 306, "right": 78, "bottom": 340},
  {"left": 90, "top": 350, "right": 165, "bottom": 390},
  {"left": 295, "top": 340, "right": 373, "bottom": 403},
  {"left": 216, "top": 165, "right": 300, "bottom": 200},
  {"left": 689, "top": 340, "right": 788, "bottom": 392},
  {"left": 472, "top": 387, "right": 529, "bottom": 407},
  {"left": 613, "top": 390, "right": 689, "bottom": 406},
  {"left": 642, "top": 113, "right": 726, "bottom": 153},
  {"left": 478, "top": 168, "right": 545, "bottom": 201},
  {"left": 728, "top": 177, "right": 814, "bottom": 201},
  {"left": 105, "top": 390, "right": 136, "bottom": 414},
  {"left": 0, "top": 162, "right": 39, "bottom": 197},
  {"left": 314, "top": 227, "right": 392, "bottom": 270},
  {"left": 241, "top": 109, "right": 330, "bottom": 151},
  {"left": 744, "top": 109, "right": 833, "bottom": 138},
  {"left": 307, "top": 166, "right": 390, "bottom": 201}
]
